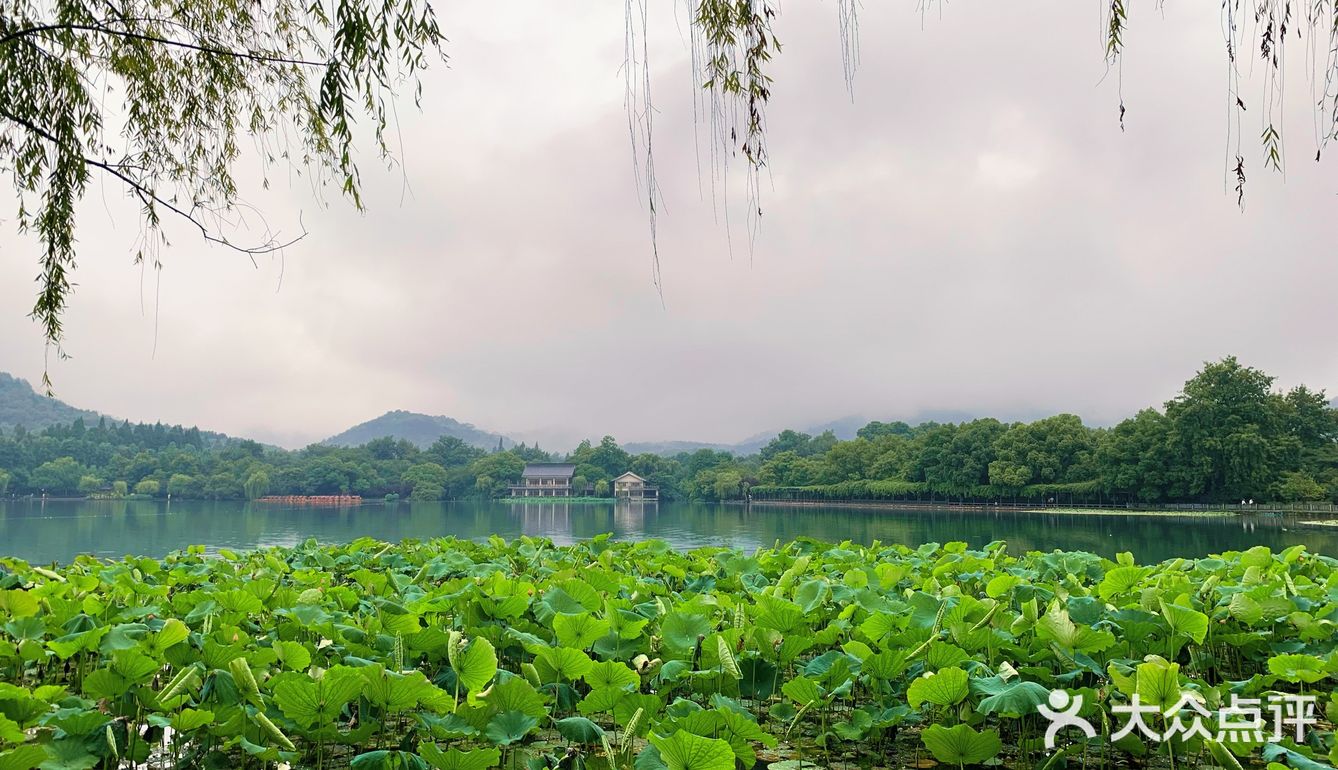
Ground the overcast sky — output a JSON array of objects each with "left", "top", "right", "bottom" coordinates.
[{"left": 3, "top": 3, "right": 1336, "bottom": 449}]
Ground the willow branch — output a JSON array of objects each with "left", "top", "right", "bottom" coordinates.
[
  {"left": 0, "top": 22, "right": 328, "bottom": 68},
  {"left": 0, "top": 107, "right": 307, "bottom": 258}
]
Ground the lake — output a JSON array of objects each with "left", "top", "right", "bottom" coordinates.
[{"left": 2, "top": 498, "right": 1336, "bottom": 565}]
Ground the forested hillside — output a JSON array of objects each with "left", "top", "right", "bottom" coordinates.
[
  {"left": 323, "top": 410, "right": 512, "bottom": 450},
  {"left": 0, "top": 357, "right": 1334, "bottom": 504},
  {"left": 0, "top": 373, "right": 100, "bottom": 432}
]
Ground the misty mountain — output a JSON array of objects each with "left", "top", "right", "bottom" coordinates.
[
  {"left": 0, "top": 371, "right": 241, "bottom": 446},
  {"left": 619, "top": 440, "right": 741, "bottom": 456},
  {"left": 323, "top": 410, "right": 513, "bottom": 451},
  {"left": 0, "top": 373, "right": 102, "bottom": 432}
]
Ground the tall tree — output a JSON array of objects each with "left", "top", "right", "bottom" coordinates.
[
  {"left": 1164, "top": 357, "right": 1281, "bottom": 501},
  {"left": 1096, "top": 409, "right": 1173, "bottom": 503},
  {"left": 989, "top": 414, "right": 1098, "bottom": 489}
]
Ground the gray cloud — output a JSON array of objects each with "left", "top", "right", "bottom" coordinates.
[{"left": 2, "top": 2, "right": 1335, "bottom": 449}]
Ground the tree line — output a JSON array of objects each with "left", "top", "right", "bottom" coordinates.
[{"left": 0, "top": 357, "right": 1333, "bottom": 505}]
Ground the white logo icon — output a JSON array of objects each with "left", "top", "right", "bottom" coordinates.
[{"left": 1037, "top": 690, "right": 1096, "bottom": 749}]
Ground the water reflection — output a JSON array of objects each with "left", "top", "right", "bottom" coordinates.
[{"left": 0, "top": 498, "right": 1334, "bottom": 565}]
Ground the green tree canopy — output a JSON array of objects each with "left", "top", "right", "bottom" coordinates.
[
  {"left": 76, "top": 474, "right": 101, "bottom": 495},
  {"left": 403, "top": 462, "right": 449, "bottom": 501},
  {"left": 243, "top": 470, "right": 271, "bottom": 500},
  {"left": 30, "top": 456, "right": 86, "bottom": 494},
  {"left": 1164, "top": 357, "right": 1283, "bottom": 501}
]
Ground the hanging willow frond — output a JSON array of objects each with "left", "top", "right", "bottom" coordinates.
[{"left": 0, "top": 0, "right": 444, "bottom": 386}]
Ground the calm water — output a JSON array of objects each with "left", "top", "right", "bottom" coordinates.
[{"left": 1, "top": 499, "right": 1335, "bottom": 565}]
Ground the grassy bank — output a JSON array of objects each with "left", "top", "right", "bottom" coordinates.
[
  {"left": 1015, "top": 506, "right": 1238, "bottom": 517},
  {"left": 749, "top": 500, "right": 1332, "bottom": 519},
  {"left": 0, "top": 537, "right": 1333, "bottom": 770}
]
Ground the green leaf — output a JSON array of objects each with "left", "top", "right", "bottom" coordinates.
[
  {"left": 534, "top": 647, "right": 593, "bottom": 683},
  {"left": 484, "top": 711, "right": 537, "bottom": 746},
  {"left": 794, "top": 579, "right": 829, "bottom": 613},
  {"left": 40, "top": 736, "right": 103, "bottom": 770},
  {"left": 661, "top": 613, "right": 712, "bottom": 659},
  {"left": 363, "top": 667, "right": 435, "bottom": 713},
  {"left": 419, "top": 744, "right": 500, "bottom": 770},
  {"left": 1267, "top": 654, "right": 1329, "bottom": 684},
  {"left": 273, "top": 667, "right": 365, "bottom": 728},
  {"left": 1134, "top": 657, "right": 1181, "bottom": 712},
  {"left": 554, "top": 717, "right": 605, "bottom": 744},
  {"left": 781, "top": 676, "right": 821, "bottom": 707},
  {"left": 648, "top": 731, "right": 735, "bottom": 770},
  {"left": 251, "top": 710, "right": 296, "bottom": 752},
  {"left": 0, "top": 745, "right": 48, "bottom": 770},
  {"left": 737, "top": 658, "right": 780, "bottom": 698},
  {"left": 274, "top": 640, "right": 312, "bottom": 672},
  {"left": 753, "top": 595, "right": 807, "bottom": 634},
  {"left": 974, "top": 679, "right": 1050, "bottom": 717},
  {"left": 350, "top": 750, "right": 429, "bottom": 770},
  {"left": 82, "top": 669, "right": 130, "bottom": 700},
  {"left": 0, "top": 591, "right": 38, "bottom": 620},
  {"left": 1097, "top": 566, "right": 1148, "bottom": 600},
  {"left": 1037, "top": 601, "right": 1115, "bottom": 653},
  {"left": 41, "top": 710, "right": 109, "bottom": 738},
  {"left": 715, "top": 637, "right": 741, "bottom": 680},
  {"left": 1159, "top": 600, "right": 1209, "bottom": 645},
  {"left": 481, "top": 677, "right": 548, "bottom": 720},
  {"left": 0, "top": 716, "right": 23, "bottom": 745},
  {"left": 832, "top": 708, "right": 873, "bottom": 740},
  {"left": 583, "top": 661, "right": 638, "bottom": 691},
  {"left": 170, "top": 709, "right": 214, "bottom": 733},
  {"left": 47, "top": 627, "right": 107, "bottom": 661},
  {"left": 1261, "top": 743, "right": 1335, "bottom": 770},
  {"left": 148, "top": 619, "right": 190, "bottom": 654},
  {"left": 921, "top": 723, "right": 1002, "bottom": 766},
  {"left": 1240, "top": 546, "right": 1273, "bottom": 569},
  {"left": 907, "top": 667, "right": 969, "bottom": 709},
  {"left": 577, "top": 686, "right": 626, "bottom": 715},
  {"left": 452, "top": 637, "right": 498, "bottom": 695},
  {"left": 554, "top": 613, "right": 610, "bottom": 651},
  {"left": 1205, "top": 740, "right": 1245, "bottom": 770},
  {"left": 985, "top": 575, "right": 1019, "bottom": 598},
  {"left": 3, "top": 618, "right": 44, "bottom": 643}
]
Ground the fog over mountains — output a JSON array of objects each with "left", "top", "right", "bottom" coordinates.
[{"left": 1, "top": 369, "right": 1051, "bottom": 455}]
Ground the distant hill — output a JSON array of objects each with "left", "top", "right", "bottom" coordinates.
[
  {"left": 622, "top": 440, "right": 739, "bottom": 456},
  {"left": 625, "top": 411, "right": 1019, "bottom": 457},
  {"left": 323, "top": 410, "right": 512, "bottom": 450},
  {"left": 0, "top": 373, "right": 102, "bottom": 432}
]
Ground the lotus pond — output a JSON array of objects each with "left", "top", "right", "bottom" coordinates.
[{"left": 0, "top": 536, "right": 1335, "bottom": 770}]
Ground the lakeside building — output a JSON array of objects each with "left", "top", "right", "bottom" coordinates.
[
  {"left": 507, "top": 465, "right": 658, "bottom": 500},
  {"left": 612, "top": 471, "right": 659, "bottom": 500},
  {"left": 509, "top": 463, "right": 579, "bottom": 498}
]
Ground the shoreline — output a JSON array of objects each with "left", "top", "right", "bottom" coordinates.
[{"left": 739, "top": 498, "right": 1309, "bottom": 519}]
